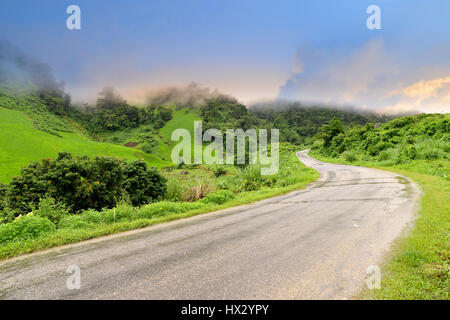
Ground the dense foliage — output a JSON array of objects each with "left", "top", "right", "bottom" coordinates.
[
  {"left": 0, "top": 214, "right": 56, "bottom": 243},
  {"left": 1, "top": 153, "right": 167, "bottom": 221},
  {"left": 313, "top": 113, "right": 450, "bottom": 166},
  {"left": 200, "top": 97, "right": 253, "bottom": 131},
  {"left": 250, "top": 103, "right": 392, "bottom": 145},
  {"left": 200, "top": 98, "right": 392, "bottom": 145},
  {"left": 84, "top": 87, "right": 173, "bottom": 132}
]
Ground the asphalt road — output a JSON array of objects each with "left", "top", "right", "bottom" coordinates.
[{"left": 0, "top": 151, "right": 420, "bottom": 299}]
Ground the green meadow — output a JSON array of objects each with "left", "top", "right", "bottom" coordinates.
[{"left": 0, "top": 106, "right": 170, "bottom": 183}]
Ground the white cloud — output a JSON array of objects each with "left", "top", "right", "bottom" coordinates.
[{"left": 279, "top": 39, "right": 450, "bottom": 113}]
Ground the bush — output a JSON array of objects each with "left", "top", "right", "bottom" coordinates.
[
  {"left": 416, "top": 140, "right": 447, "bottom": 160},
  {"left": 342, "top": 150, "right": 358, "bottom": 162},
  {"left": 140, "top": 143, "right": 154, "bottom": 154},
  {"left": 379, "top": 148, "right": 396, "bottom": 161},
  {"left": 217, "top": 180, "right": 230, "bottom": 190},
  {"left": 35, "top": 197, "right": 68, "bottom": 224},
  {"left": 6, "top": 153, "right": 167, "bottom": 217},
  {"left": 262, "top": 175, "right": 277, "bottom": 187},
  {"left": 165, "top": 177, "right": 185, "bottom": 201},
  {"left": 238, "top": 166, "right": 262, "bottom": 191},
  {"left": 200, "top": 190, "right": 235, "bottom": 205},
  {"left": 181, "top": 179, "right": 214, "bottom": 202},
  {"left": 0, "top": 215, "right": 56, "bottom": 243},
  {"left": 421, "top": 148, "right": 444, "bottom": 160},
  {"left": 398, "top": 145, "right": 418, "bottom": 161},
  {"left": 122, "top": 160, "right": 167, "bottom": 206},
  {"left": 213, "top": 166, "right": 227, "bottom": 177}
]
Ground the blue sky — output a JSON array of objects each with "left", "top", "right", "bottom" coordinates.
[{"left": 1, "top": 0, "right": 449, "bottom": 112}]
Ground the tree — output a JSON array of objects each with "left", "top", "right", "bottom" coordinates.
[
  {"left": 4, "top": 153, "right": 167, "bottom": 218},
  {"left": 317, "top": 117, "right": 345, "bottom": 148},
  {"left": 122, "top": 160, "right": 167, "bottom": 206}
]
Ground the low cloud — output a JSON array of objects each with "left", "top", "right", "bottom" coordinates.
[
  {"left": 122, "top": 82, "right": 237, "bottom": 107},
  {"left": 0, "top": 39, "right": 64, "bottom": 94},
  {"left": 279, "top": 39, "right": 450, "bottom": 114}
]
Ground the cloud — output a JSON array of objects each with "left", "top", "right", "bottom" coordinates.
[
  {"left": 122, "top": 82, "right": 236, "bottom": 107},
  {"left": 278, "top": 39, "right": 450, "bottom": 114},
  {"left": 0, "top": 39, "right": 64, "bottom": 93},
  {"left": 403, "top": 77, "right": 450, "bottom": 101}
]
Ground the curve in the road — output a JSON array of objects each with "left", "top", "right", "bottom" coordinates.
[{"left": 0, "top": 151, "right": 420, "bottom": 299}]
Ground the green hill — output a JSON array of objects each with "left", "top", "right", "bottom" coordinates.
[
  {"left": 95, "top": 107, "right": 201, "bottom": 161},
  {"left": 0, "top": 104, "right": 170, "bottom": 184}
]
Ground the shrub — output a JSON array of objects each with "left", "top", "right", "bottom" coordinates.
[
  {"left": 0, "top": 215, "right": 56, "bottom": 243},
  {"left": 213, "top": 166, "right": 227, "bottom": 177},
  {"left": 416, "top": 140, "right": 447, "bottom": 160},
  {"left": 397, "top": 145, "right": 418, "bottom": 162},
  {"left": 421, "top": 148, "right": 444, "bottom": 160},
  {"left": 238, "top": 166, "right": 262, "bottom": 191},
  {"left": 342, "top": 150, "right": 358, "bottom": 162},
  {"left": 165, "top": 177, "right": 185, "bottom": 201},
  {"left": 182, "top": 184, "right": 214, "bottom": 202},
  {"left": 262, "top": 175, "right": 277, "bottom": 187},
  {"left": 216, "top": 180, "right": 230, "bottom": 190},
  {"left": 122, "top": 160, "right": 167, "bottom": 206},
  {"left": 140, "top": 143, "right": 154, "bottom": 154},
  {"left": 379, "top": 148, "right": 396, "bottom": 161},
  {"left": 200, "top": 190, "right": 235, "bottom": 205},
  {"left": 181, "top": 179, "right": 214, "bottom": 202},
  {"left": 6, "top": 153, "right": 167, "bottom": 217},
  {"left": 35, "top": 197, "right": 69, "bottom": 224}
]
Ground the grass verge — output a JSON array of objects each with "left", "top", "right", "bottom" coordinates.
[
  {"left": 0, "top": 158, "right": 319, "bottom": 261},
  {"left": 310, "top": 151, "right": 449, "bottom": 300}
]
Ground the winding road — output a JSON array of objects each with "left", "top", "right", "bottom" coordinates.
[{"left": 0, "top": 151, "right": 420, "bottom": 299}]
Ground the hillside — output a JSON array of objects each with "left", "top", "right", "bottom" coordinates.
[
  {"left": 312, "top": 113, "right": 450, "bottom": 178},
  {"left": 0, "top": 87, "right": 398, "bottom": 184},
  {"left": 0, "top": 92, "right": 171, "bottom": 183},
  {"left": 98, "top": 107, "right": 202, "bottom": 161}
]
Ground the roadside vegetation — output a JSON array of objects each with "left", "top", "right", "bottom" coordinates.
[
  {"left": 310, "top": 113, "right": 449, "bottom": 299},
  {"left": 5, "top": 80, "right": 447, "bottom": 300},
  {"left": 0, "top": 143, "right": 318, "bottom": 259}
]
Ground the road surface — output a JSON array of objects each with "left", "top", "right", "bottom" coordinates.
[{"left": 0, "top": 151, "right": 420, "bottom": 299}]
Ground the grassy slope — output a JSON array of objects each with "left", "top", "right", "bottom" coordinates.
[
  {"left": 160, "top": 108, "right": 201, "bottom": 139},
  {"left": 160, "top": 107, "right": 202, "bottom": 160},
  {"left": 0, "top": 106, "right": 170, "bottom": 183},
  {"left": 310, "top": 152, "right": 449, "bottom": 300},
  {"left": 96, "top": 107, "right": 201, "bottom": 161}
]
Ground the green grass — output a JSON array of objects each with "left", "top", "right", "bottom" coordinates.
[
  {"left": 310, "top": 151, "right": 449, "bottom": 300},
  {"left": 159, "top": 107, "right": 202, "bottom": 140},
  {"left": 0, "top": 106, "right": 170, "bottom": 183},
  {"left": 97, "top": 107, "right": 202, "bottom": 161},
  {"left": 0, "top": 156, "right": 318, "bottom": 260}
]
